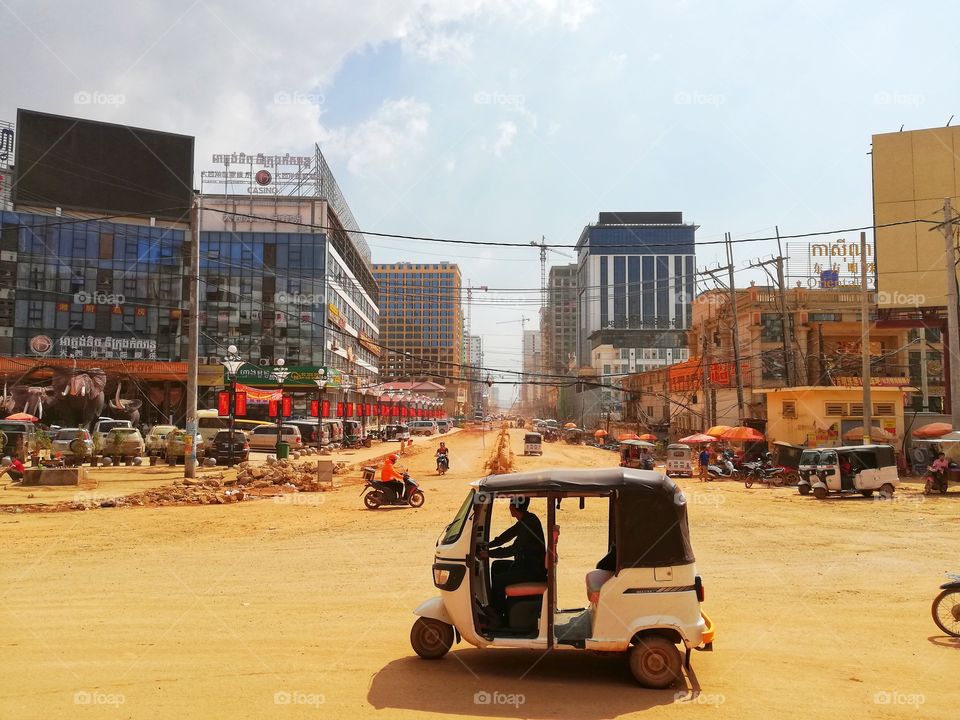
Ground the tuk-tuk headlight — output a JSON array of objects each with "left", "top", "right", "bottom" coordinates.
[{"left": 432, "top": 563, "right": 465, "bottom": 591}]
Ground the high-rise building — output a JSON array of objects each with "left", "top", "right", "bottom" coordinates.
[
  {"left": 542, "top": 263, "right": 578, "bottom": 374},
  {"left": 466, "top": 334, "right": 483, "bottom": 413},
  {"left": 522, "top": 329, "right": 543, "bottom": 410},
  {"left": 372, "top": 261, "right": 464, "bottom": 387}
]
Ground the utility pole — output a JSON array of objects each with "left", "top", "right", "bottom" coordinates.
[
  {"left": 774, "top": 227, "right": 794, "bottom": 386},
  {"left": 725, "top": 233, "right": 746, "bottom": 419},
  {"left": 184, "top": 195, "right": 201, "bottom": 479},
  {"left": 860, "top": 231, "right": 873, "bottom": 445},
  {"left": 701, "top": 322, "right": 712, "bottom": 428},
  {"left": 940, "top": 198, "right": 960, "bottom": 426}
]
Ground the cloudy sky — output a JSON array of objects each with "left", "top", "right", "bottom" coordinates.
[{"left": 2, "top": 0, "right": 957, "bottom": 391}]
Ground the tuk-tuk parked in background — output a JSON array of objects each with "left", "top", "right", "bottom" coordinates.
[
  {"left": 796, "top": 449, "right": 822, "bottom": 496},
  {"left": 410, "top": 468, "right": 715, "bottom": 688},
  {"left": 665, "top": 444, "right": 693, "bottom": 477},
  {"left": 619, "top": 439, "right": 655, "bottom": 469},
  {"left": 811, "top": 445, "right": 900, "bottom": 499},
  {"left": 770, "top": 441, "right": 803, "bottom": 485},
  {"left": 523, "top": 432, "right": 543, "bottom": 456},
  {"left": 563, "top": 427, "right": 583, "bottom": 444}
]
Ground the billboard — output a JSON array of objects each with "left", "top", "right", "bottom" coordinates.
[
  {"left": 785, "top": 239, "right": 875, "bottom": 290},
  {"left": 13, "top": 109, "right": 194, "bottom": 221}
]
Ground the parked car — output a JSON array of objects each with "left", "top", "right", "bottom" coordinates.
[
  {"left": 209, "top": 430, "right": 250, "bottom": 464},
  {"left": 0, "top": 420, "right": 39, "bottom": 459},
  {"left": 435, "top": 419, "right": 451, "bottom": 434},
  {"left": 92, "top": 418, "right": 133, "bottom": 448},
  {"left": 51, "top": 428, "right": 94, "bottom": 462},
  {"left": 409, "top": 421, "right": 438, "bottom": 436},
  {"left": 247, "top": 424, "right": 303, "bottom": 451},
  {"left": 145, "top": 424, "right": 178, "bottom": 456},
  {"left": 286, "top": 420, "right": 321, "bottom": 447},
  {"left": 164, "top": 429, "right": 205, "bottom": 463},
  {"left": 103, "top": 427, "right": 145, "bottom": 460}
]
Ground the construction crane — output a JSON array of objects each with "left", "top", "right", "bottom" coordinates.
[
  {"left": 495, "top": 314, "right": 530, "bottom": 331},
  {"left": 530, "top": 236, "right": 573, "bottom": 308}
]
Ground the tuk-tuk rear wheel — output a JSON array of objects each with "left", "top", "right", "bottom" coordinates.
[
  {"left": 813, "top": 486, "right": 828, "bottom": 500},
  {"left": 410, "top": 617, "right": 454, "bottom": 659},
  {"left": 629, "top": 636, "right": 682, "bottom": 688}
]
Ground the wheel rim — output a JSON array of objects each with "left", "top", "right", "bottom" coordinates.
[
  {"left": 934, "top": 591, "right": 960, "bottom": 637},
  {"left": 364, "top": 491, "right": 382, "bottom": 509},
  {"left": 409, "top": 491, "right": 425, "bottom": 508}
]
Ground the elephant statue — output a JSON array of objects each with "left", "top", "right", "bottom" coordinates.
[
  {"left": 105, "top": 379, "right": 143, "bottom": 426},
  {"left": 46, "top": 367, "right": 108, "bottom": 429},
  {"left": 0, "top": 384, "right": 54, "bottom": 420}
]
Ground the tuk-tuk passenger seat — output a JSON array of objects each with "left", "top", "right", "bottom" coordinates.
[{"left": 586, "top": 569, "right": 614, "bottom": 604}]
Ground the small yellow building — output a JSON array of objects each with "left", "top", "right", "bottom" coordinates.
[{"left": 757, "top": 386, "right": 912, "bottom": 447}]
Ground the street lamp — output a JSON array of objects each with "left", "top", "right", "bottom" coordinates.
[
  {"left": 221, "top": 344, "right": 244, "bottom": 468},
  {"left": 314, "top": 378, "right": 326, "bottom": 452},
  {"left": 273, "top": 358, "right": 289, "bottom": 452}
]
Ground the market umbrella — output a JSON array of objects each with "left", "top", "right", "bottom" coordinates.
[
  {"left": 916, "top": 430, "right": 960, "bottom": 443},
  {"left": 679, "top": 433, "right": 716, "bottom": 444},
  {"left": 842, "top": 425, "right": 896, "bottom": 442},
  {"left": 563, "top": 422, "right": 577, "bottom": 429},
  {"left": 705, "top": 425, "right": 732, "bottom": 438},
  {"left": 720, "top": 426, "right": 765, "bottom": 442},
  {"left": 594, "top": 429, "right": 608, "bottom": 438},
  {"left": 638, "top": 433, "right": 657, "bottom": 442},
  {"left": 5, "top": 412, "right": 38, "bottom": 422},
  {"left": 912, "top": 422, "right": 953, "bottom": 439},
  {"left": 618, "top": 433, "right": 641, "bottom": 441}
]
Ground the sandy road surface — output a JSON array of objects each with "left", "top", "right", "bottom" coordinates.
[{"left": 1, "top": 428, "right": 958, "bottom": 719}]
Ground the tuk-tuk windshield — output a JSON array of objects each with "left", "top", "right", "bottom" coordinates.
[
  {"left": 800, "top": 450, "right": 820, "bottom": 465},
  {"left": 439, "top": 490, "right": 475, "bottom": 546},
  {"left": 818, "top": 450, "right": 837, "bottom": 466},
  {"left": 524, "top": 433, "right": 541, "bottom": 442}
]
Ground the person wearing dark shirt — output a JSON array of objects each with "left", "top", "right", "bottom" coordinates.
[{"left": 487, "top": 496, "right": 546, "bottom": 615}]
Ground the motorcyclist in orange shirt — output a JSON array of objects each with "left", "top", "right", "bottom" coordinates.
[{"left": 380, "top": 453, "right": 406, "bottom": 500}]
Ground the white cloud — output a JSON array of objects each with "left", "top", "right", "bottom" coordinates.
[
  {"left": 558, "top": 0, "right": 598, "bottom": 30},
  {"left": 492, "top": 120, "right": 518, "bottom": 156}
]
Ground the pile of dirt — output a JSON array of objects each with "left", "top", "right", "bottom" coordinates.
[{"left": 485, "top": 426, "right": 514, "bottom": 475}]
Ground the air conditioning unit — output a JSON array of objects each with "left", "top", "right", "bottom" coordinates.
[
  {"left": 198, "top": 357, "right": 207, "bottom": 365},
  {"left": 0, "top": 326, "right": 12, "bottom": 337},
  {"left": 208, "top": 356, "right": 220, "bottom": 365}
]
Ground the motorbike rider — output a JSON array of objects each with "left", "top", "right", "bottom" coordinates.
[
  {"left": 435, "top": 442, "right": 449, "bottom": 471},
  {"left": 926, "top": 451, "right": 949, "bottom": 494},
  {"left": 380, "top": 454, "right": 407, "bottom": 501}
]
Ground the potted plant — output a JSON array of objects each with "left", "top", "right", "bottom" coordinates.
[{"left": 92, "top": 432, "right": 103, "bottom": 466}]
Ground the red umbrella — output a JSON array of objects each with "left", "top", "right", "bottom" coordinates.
[
  {"left": 638, "top": 433, "right": 657, "bottom": 442},
  {"left": 705, "top": 425, "right": 732, "bottom": 438},
  {"left": 594, "top": 429, "right": 608, "bottom": 438},
  {"left": 679, "top": 433, "right": 716, "bottom": 444},
  {"left": 5, "top": 412, "right": 38, "bottom": 422},
  {"left": 720, "top": 426, "right": 765, "bottom": 442},
  {"left": 912, "top": 422, "right": 952, "bottom": 439},
  {"left": 618, "top": 433, "right": 640, "bottom": 441}
]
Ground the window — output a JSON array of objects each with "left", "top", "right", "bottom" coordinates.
[
  {"left": 849, "top": 403, "right": 864, "bottom": 416},
  {"left": 824, "top": 402, "right": 846, "bottom": 416},
  {"left": 782, "top": 400, "right": 797, "bottom": 419},
  {"left": 760, "top": 313, "right": 783, "bottom": 342},
  {"left": 874, "top": 403, "right": 895, "bottom": 417}
]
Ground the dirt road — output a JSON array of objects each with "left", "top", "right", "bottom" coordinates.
[{"left": 1, "top": 428, "right": 957, "bottom": 719}]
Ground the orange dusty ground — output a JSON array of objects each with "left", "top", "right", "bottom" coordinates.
[{"left": 1, "top": 428, "right": 957, "bottom": 719}]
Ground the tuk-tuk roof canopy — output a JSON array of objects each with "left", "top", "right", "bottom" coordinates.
[
  {"left": 476, "top": 467, "right": 675, "bottom": 494},
  {"left": 620, "top": 439, "right": 654, "bottom": 448}
]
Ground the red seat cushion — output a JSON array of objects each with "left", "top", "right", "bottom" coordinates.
[{"left": 504, "top": 582, "right": 547, "bottom": 598}]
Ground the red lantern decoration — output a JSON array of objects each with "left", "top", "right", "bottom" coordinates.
[
  {"left": 268, "top": 399, "right": 279, "bottom": 418},
  {"left": 346, "top": 402, "right": 354, "bottom": 417},
  {"left": 321, "top": 399, "right": 331, "bottom": 418},
  {"left": 310, "top": 399, "right": 319, "bottom": 417},
  {"left": 217, "top": 391, "right": 230, "bottom": 416},
  {"left": 392, "top": 405, "right": 400, "bottom": 417},
  {"left": 336, "top": 402, "right": 344, "bottom": 417},
  {"left": 282, "top": 395, "right": 292, "bottom": 418},
  {"left": 401, "top": 406, "right": 408, "bottom": 418},
  {"left": 235, "top": 392, "right": 247, "bottom": 417}
]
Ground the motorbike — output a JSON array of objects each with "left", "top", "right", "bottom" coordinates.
[
  {"left": 742, "top": 461, "right": 784, "bottom": 488},
  {"left": 360, "top": 467, "right": 425, "bottom": 509},
  {"left": 707, "top": 459, "right": 740, "bottom": 480},
  {"left": 924, "top": 468, "right": 950, "bottom": 494},
  {"left": 932, "top": 573, "right": 960, "bottom": 637},
  {"left": 436, "top": 454, "right": 449, "bottom": 475}
]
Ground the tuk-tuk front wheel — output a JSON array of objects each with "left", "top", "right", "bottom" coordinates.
[
  {"left": 411, "top": 617, "right": 454, "bottom": 659},
  {"left": 813, "top": 486, "right": 828, "bottom": 500},
  {"left": 629, "top": 635, "right": 682, "bottom": 688},
  {"left": 879, "top": 483, "right": 895, "bottom": 499},
  {"left": 798, "top": 484, "right": 811, "bottom": 496}
]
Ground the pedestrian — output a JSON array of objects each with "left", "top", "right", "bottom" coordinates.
[
  {"left": 1, "top": 456, "right": 26, "bottom": 483},
  {"left": 698, "top": 446, "right": 711, "bottom": 482}
]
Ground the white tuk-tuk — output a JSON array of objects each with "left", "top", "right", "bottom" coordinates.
[
  {"left": 410, "top": 468, "right": 715, "bottom": 687},
  {"left": 665, "top": 443, "right": 693, "bottom": 477},
  {"left": 811, "top": 444, "right": 900, "bottom": 499},
  {"left": 523, "top": 432, "right": 543, "bottom": 456}
]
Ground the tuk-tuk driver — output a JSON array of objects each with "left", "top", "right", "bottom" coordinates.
[{"left": 486, "top": 496, "right": 547, "bottom": 615}]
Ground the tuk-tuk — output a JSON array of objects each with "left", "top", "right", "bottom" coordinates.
[
  {"left": 811, "top": 444, "right": 899, "bottom": 499},
  {"left": 665, "top": 443, "right": 693, "bottom": 478},
  {"left": 563, "top": 427, "right": 583, "bottom": 444},
  {"left": 523, "top": 432, "right": 543, "bottom": 456},
  {"left": 410, "top": 468, "right": 715, "bottom": 687},
  {"left": 770, "top": 441, "right": 803, "bottom": 485},
  {"left": 619, "top": 439, "right": 655, "bottom": 469},
  {"left": 796, "top": 449, "right": 822, "bottom": 495}
]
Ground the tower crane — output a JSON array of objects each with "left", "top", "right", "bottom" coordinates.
[{"left": 530, "top": 236, "right": 573, "bottom": 308}]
